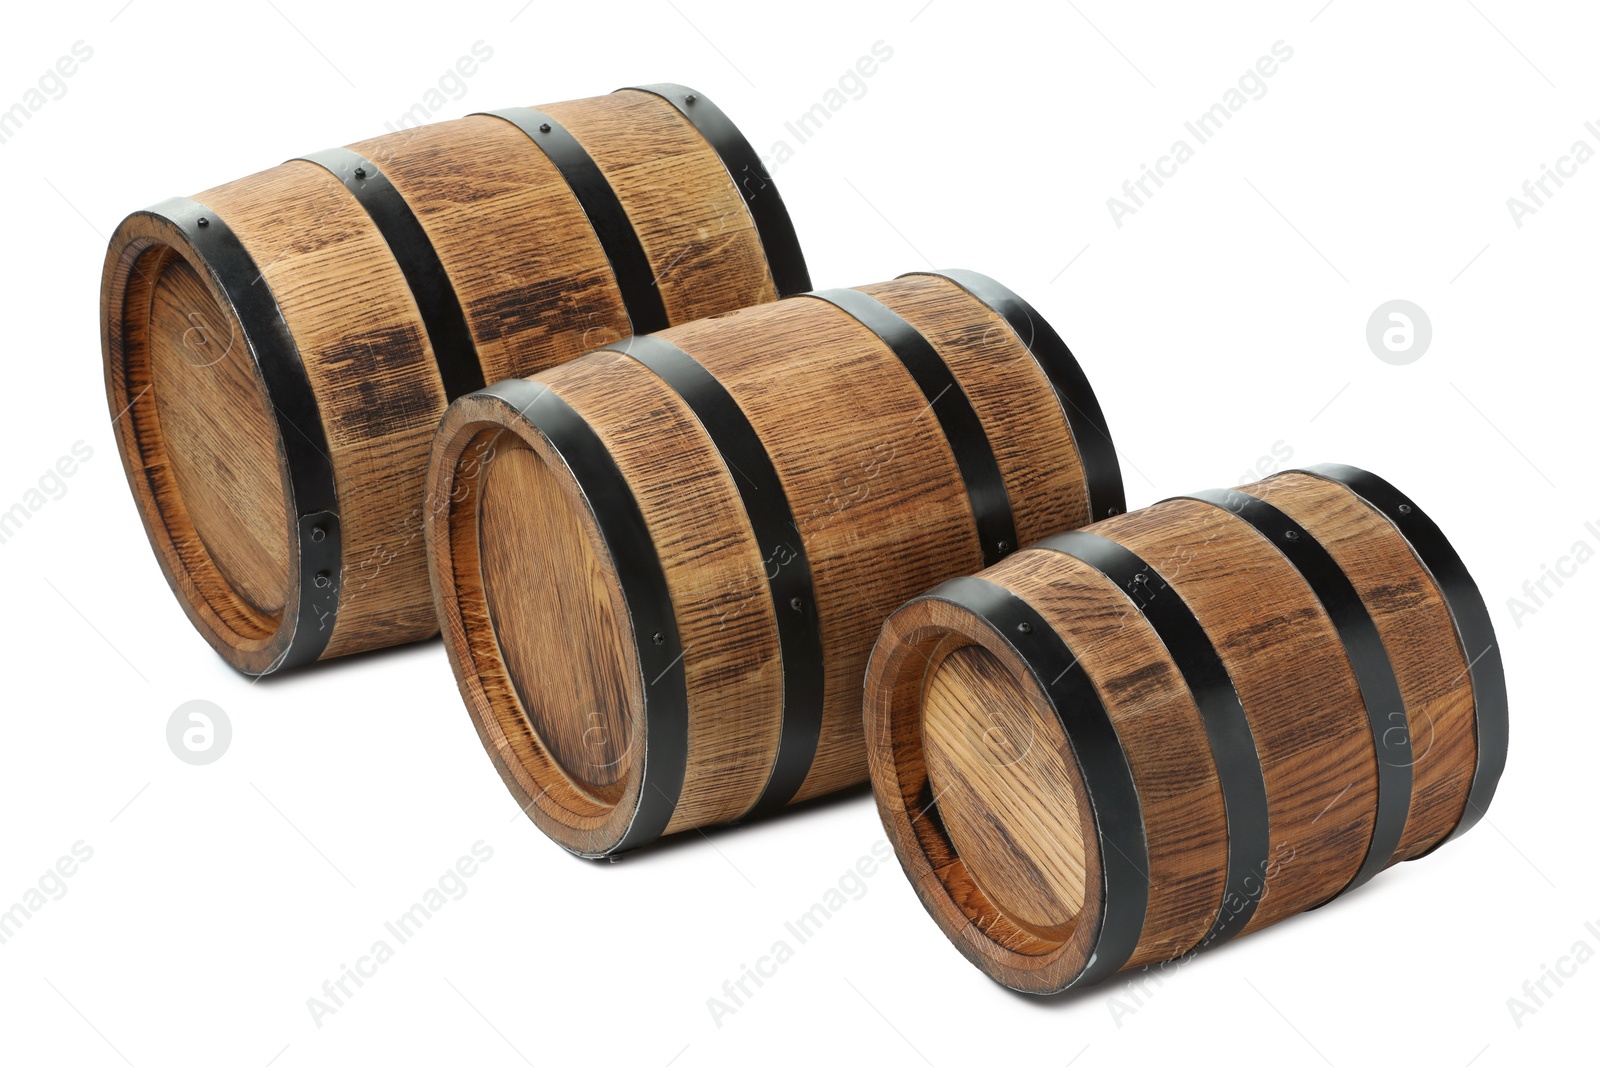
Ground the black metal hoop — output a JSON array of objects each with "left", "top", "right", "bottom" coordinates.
[
  {"left": 152, "top": 197, "right": 342, "bottom": 674},
  {"left": 1035, "top": 529, "right": 1270, "bottom": 948},
  {"left": 626, "top": 83, "right": 811, "bottom": 298},
  {"left": 1296, "top": 463, "right": 1508, "bottom": 850},
  {"left": 1183, "top": 487, "right": 1414, "bottom": 899},
  {"left": 907, "top": 269, "right": 1125, "bottom": 522},
  {"left": 297, "top": 147, "right": 484, "bottom": 400},
  {"left": 479, "top": 108, "right": 669, "bottom": 336},
  {"left": 607, "top": 334, "right": 825, "bottom": 819},
  {"left": 924, "top": 575, "right": 1149, "bottom": 990},
  {"left": 805, "top": 287, "right": 1018, "bottom": 567},
  {"left": 477, "top": 378, "right": 689, "bottom": 856}
]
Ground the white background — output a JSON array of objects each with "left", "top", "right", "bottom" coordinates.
[{"left": 2, "top": 1, "right": 1596, "bottom": 1064}]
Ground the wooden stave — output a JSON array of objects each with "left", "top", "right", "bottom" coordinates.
[
  {"left": 102, "top": 86, "right": 800, "bottom": 675},
  {"left": 427, "top": 272, "right": 1122, "bottom": 855},
  {"left": 862, "top": 466, "right": 1502, "bottom": 992}
]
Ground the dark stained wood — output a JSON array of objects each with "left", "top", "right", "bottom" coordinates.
[
  {"left": 863, "top": 470, "right": 1489, "bottom": 992},
  {"left": 103, "top": 90, "right": 791, "bottom": 673}
]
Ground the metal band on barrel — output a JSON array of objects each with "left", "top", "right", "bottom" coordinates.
[
  {"left": 806, "top": 287, "right": 1018, "bottom": 567},
  {"left": 480, "top": 107, "right": 669, "bottom": 335},
  {"left": 1036, "top": 529, "right": 1270, "bottom": 947},
  {"left": 297, "top": 147, "right": 484, "bottom": 400},
  {"left": 626, "top": 83, "right": 811, "bottom": 298},
  {"left": 153, "top": 197, "right": 342, "bottom": 674},
  {"left": 608, "top": 334, "right": 824, "bottom": 818},
  {"left": 477, "top": 378, "right": 689, "bottom": 855},
  {"left": 1296, "top": 463, "right": 1508, "bottom": 849},
  {"left": 907, "top": 269, "right": 1125, "bottom": 522},
  {"left": 926, "top": 575, "right": 1149, "bottom": 989},
  {"left": 1183, "top": 487, "right": 1414, "bottom": 899}
]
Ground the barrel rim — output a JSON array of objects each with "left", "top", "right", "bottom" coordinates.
[
  {"left": 443, "top": 378, "right": 690, "bottom": 858},
  {"left": 864, "top": 578, "right": 1149, "bottom": 993},
  {"left": 1293, "top": 463, "right": 1508, "bottom": 849},
  {"left": 101, "top": 198, "right": 339, "bottom": 675}
]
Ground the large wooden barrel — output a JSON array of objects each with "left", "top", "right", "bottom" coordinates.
[
  {"left": 427, "top": 270, "right": 1124, "bottom": 856},
  {"left": 863, "top": 466, "right": 1508, "bottom": 992},
  {"left": 102, "top": 84, "right": 808, "bottom": 675}
]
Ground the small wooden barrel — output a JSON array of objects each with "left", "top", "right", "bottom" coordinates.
[
  {"left": 864, "top": 466, "right": 1508, "bottom": 993},
  {"left": 102, "top": 84, "right": 807, "bottom": 675},
  {"left": 427, "top": 270, "right": 1124, "bottom": 856}
]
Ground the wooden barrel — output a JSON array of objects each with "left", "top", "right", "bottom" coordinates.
[
  {"left": 863, "top": 466, "right": 1508, "bottom": 992},
  {"left": 101, "top": 84, "right": 808, "bottom": 675},
  {"left": 427, "top": 270, "right": 1125, "bottom": 856}
]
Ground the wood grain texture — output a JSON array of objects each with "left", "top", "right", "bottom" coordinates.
[
  {"left": 1245, "top": 472, "right": 1476, "bottom": 861},
  {"left": 430, "top": 407, "right": 645, "bottom": 855},
  {"left": 528, "top": 350, "right": 785, "bottom": 837},
  {"left": 200, "top": 160, "right": 448, "bottom": 661},
  {"left": 146, "top": 255, "right": 289, "bottom": 614},
  {"left": 921, "top": 643, "right": 1089, "bottom": 941},
  {"left": 102, "top": 89, "right": 794, "bottom": 673},
  {"left": 428, "top": 276, "right": 1106, "bottom": 854},
  {"left": 663, "top": 296, "right": 979, "bottom": 804},
  {"left": 862, "top": 600, "right": 1103, "bottom": 993},
  {"left": 102, "top": 227, "right": 287, "bottom": 663},
  {"left": 863, "top": 470, "right": 1487, "bottom": 992},
  {"left": 995, "top": 546, "right": 1232, "bottom": 970},
  {"left": 478, "top": 439, "right": 636, "bottom": 804},
  {"left": 348, "top": 113, "right": 628, "bottom": 387},
  {"left": 1090, "top": 496, "right": 1377, "bottom": 933},
  {"left": 858, "top": 275, "right": 1092, "bottom": 546},
  {"left": 546, "top": 90, "right": 778, "bottom": 322}
]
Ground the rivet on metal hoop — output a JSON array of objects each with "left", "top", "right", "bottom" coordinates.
[
  {"left": 1016, "top": 621, "right": 1033, "bottom": 634},
  {"left": 685, "top": 94, "right": 697, "bottom": 104},
  {"left": 1284, "top": 529, "right": 1301, "bottom": 541},
  {"left": 652, "top": 631, "right": 665, "bottom": 645},
  {"left": 353, "top": 166, "right": 367, "bottom": 180},
  {"left": 314, "top": 571, "right": 332, "bottom": 589},
  {"left": 196, "top": 217, "right": 210, "bottom": 228},
  {"left": 789, "top": 596, "right": 803, "bottom": 612},
  {"left": 538, "top": 122, "right": 552, "bottom": 133},
  {"left": 310, "top": 526, "right": 327, "bottom": 543},
  {"left": 1398, "top": 503, "right": 1413, "bottom": 515}
]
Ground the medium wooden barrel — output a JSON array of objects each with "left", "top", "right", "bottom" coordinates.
[
  {"left": 863, "top": 466, "right": 1508, "bottom": 992},
  {"left": 102, "top": 84, "right": 808, "bottom": 675},
  {"left": 427, "top": 270, "right": 1124, "bottom": 856}
]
